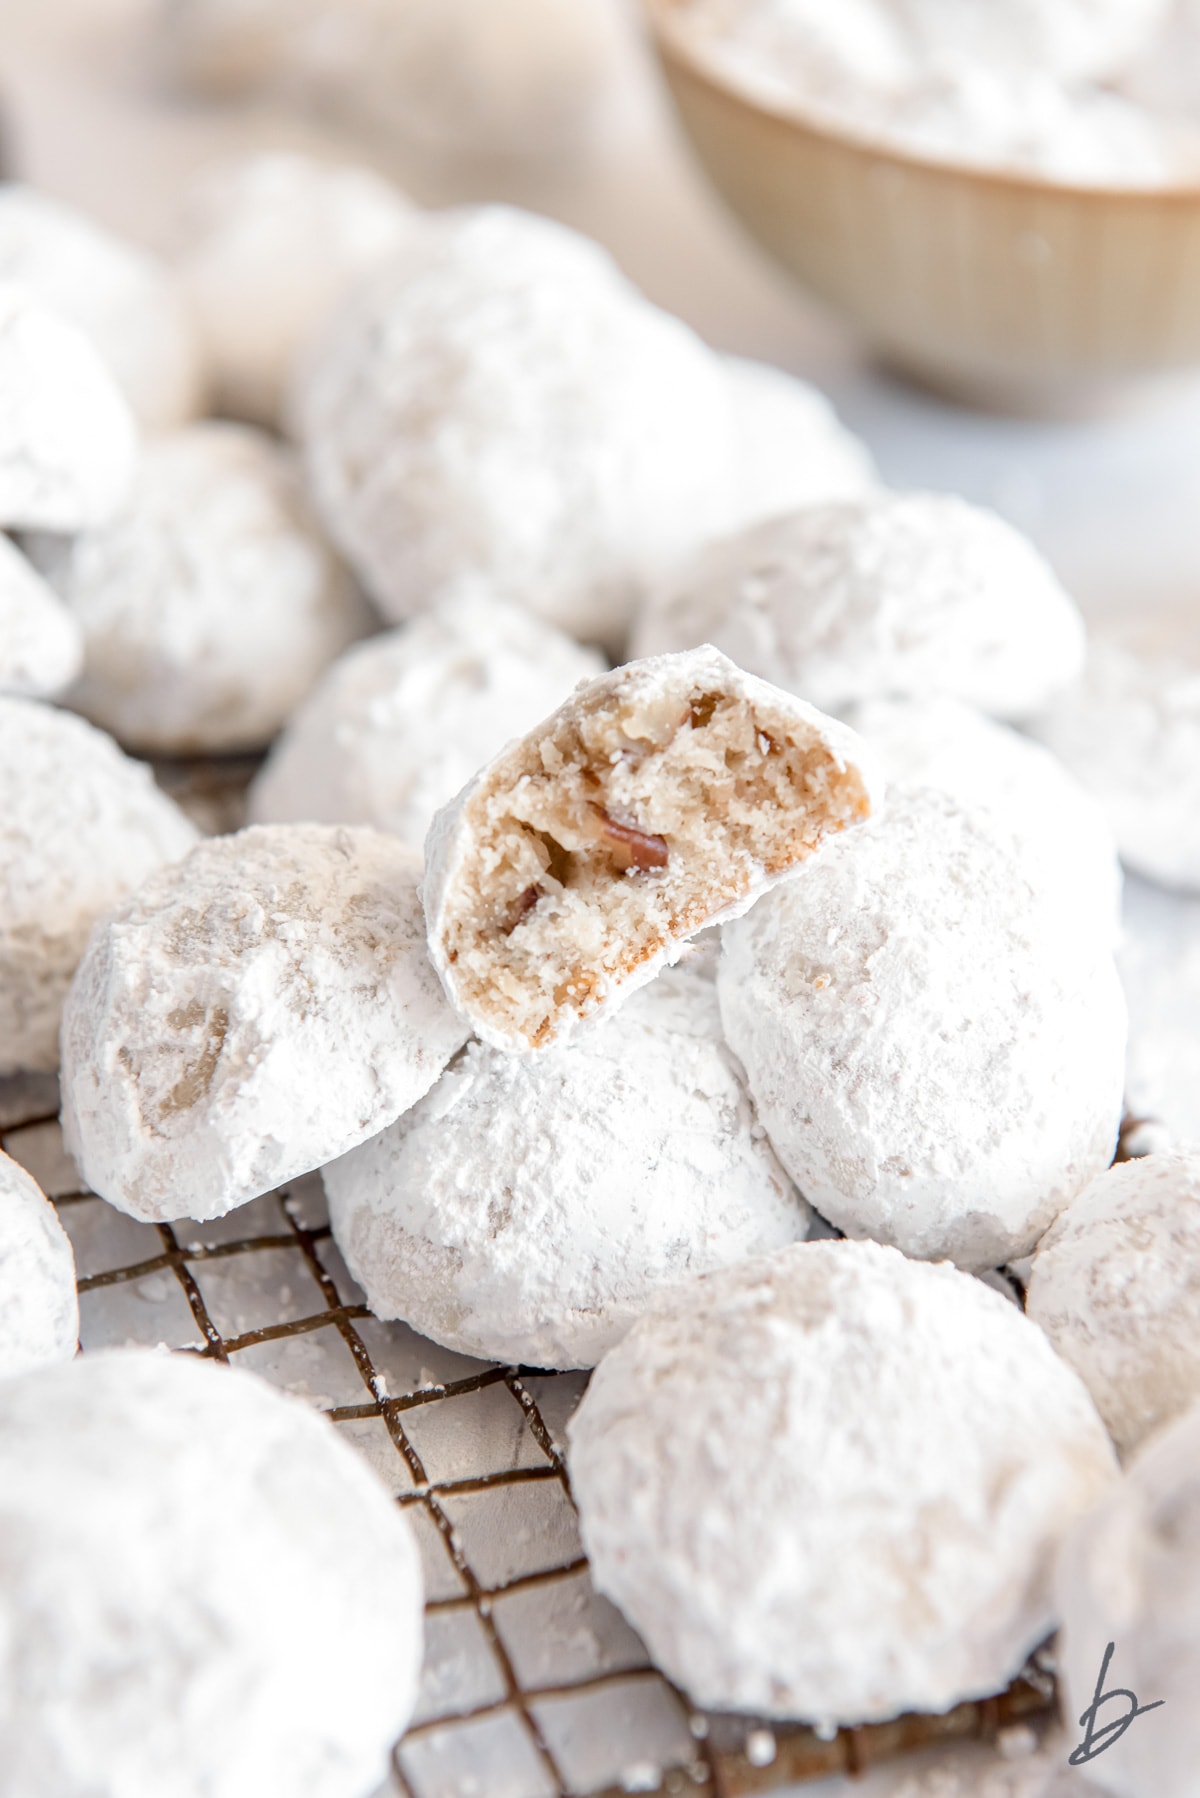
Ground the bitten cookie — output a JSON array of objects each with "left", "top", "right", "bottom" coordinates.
[
  {"left": 569, "top": 1239, "right": 1116, "bottom": 1725},
  {"left": 0, "top": 698, "right": 198, "bottom": 1075},
  {"left": 632, "top": 492, "right": 1086, "bottom": 722},
  {"left": 0, "top": 1350, "right": 423, "bottom": 1798},
  {"left": 423, "top": 646, "right": 879, "bottom": 1052},
  {"left": 61, "top": 824, "right": 469, "bottom": 1222},
  {"left": 1028, "top": 1151, "right": 1200, "bottom": 1459},
  {"left": 0, "top": 536, "right": 82, "bottom": 699},
  {"left": 719, "top": 784, "right": 1126, "bottom": 1268},
  {"left": 325, "top": 964, "right": 810, "bottom": 1368},
  {"left": 0, "top": 1150, "right": 78, "bottom": 1381}
]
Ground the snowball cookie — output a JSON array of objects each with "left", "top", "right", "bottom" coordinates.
[
  {"left": 719, "top": 785, "right": 1127, "bottom": 1270},
  {"left": 849, "top": 697, "right": 1122, "bottom": 945},
  {"left": 722, "top": 355, "right": 875, "bottom": 527},
  {"left": 632, "top": 493, "right": 1086, "bottom": 724},
  {"left": 29, "top": 422, "right": 370, "bottom": 755},
  {"left": 0, "top": 284, "right": 137, "bottom": 533},
  {"left": 1120, "top": 876, "right": 1200, "bottom": 1143},
  {"left": 0, "top": 185, "right": 203, "bottom": 432},
  {"left": 296, "top": 205, "right": 737, "bottom": 650},
  {"left": 0, "top": 699, "right": 198, "bottom": 1076},
  {"left": 172, "top": 152, "right": 417, "bottom": 430},
  {"left": 1056, "top": 1400, "right": 1200, "bottom": 1798},
  {"left": 1032, "top": 612, "right": 1200, "bottom": 894},
  {"left": 893, "top": 0, "right": 1169, "bottom": 83},
  {"left": 424, "top": 646, "right": 879, "bottom": 1052},
  {"left": 569, "top": 1239, "right": 1117, "bottom": 1725},
  {"left": 0, "top": 535, "right": 82, "bottom": 698},
  {"left": 1027, "top": 1152, "right": 1200, "bottom": 1461},
  {"left": 325, "top": 965, "right": 811, "bottom": 1369},
  {"left": 249, "top": 595, "right": 605, "bottom": 851},
  {"left": 0, "top": 1349, "right": 422, "bottom": 1798},
  {"left": 0, "top": 1150, "right": 77, "bottom": 1381},
  {"left": 61, "top": 824, "right": 469, "bottom": 1223}
]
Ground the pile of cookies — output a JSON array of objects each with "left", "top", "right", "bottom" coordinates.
[{"left": 0, "top": 158, "right": 1196, "bottom": 1798}]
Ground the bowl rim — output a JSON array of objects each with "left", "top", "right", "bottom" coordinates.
[{"left": 643, "top": 0, "right": 1200, "bottom": 207}]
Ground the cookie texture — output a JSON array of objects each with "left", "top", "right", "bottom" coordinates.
[
  {"left": 1057, "top": 1400, "right": 1200, "bottom": 1798},
  {"left": 569, "top": 1239, "right": 1117, "bottom": 1725},
  {"left": 0, "top": 698, "right": 199, "bottom": 1075},
  {"left": 1028, "top": 1152, "right": 1200, "bottom": 1460},
  {"left": 249, "top": 596, "right": 604, "bottom": 851},
  {"left": 0, "top": 1349, "right": 423, "bottom": 1798},
  {"left": 325, "top": 964, "right": 811, "bottom": 1369},
  {"left": 0, "top": 535, "right": 82, "bottom": 699},
  {"left": 0, "top": 284, "right": 138, "bottom": 532},
  {"left": 424, "top": 646, "right": 879, "bottom": 1052},
  {"left": 719, "top": 785, "right": 1126, "bottom": 1269},
  {"left": 0, "top": 1149, "right": 78, "bottom": 1381},
  {"left": 632, "top": 493, "right": 1086, "bottom": 722},
  {"left": 29, "top": 422, "right": 370, "bottom": 755},
  {"left": 721, "top": 354, "right": 875, "bottom": 522},
  {"left": 61, "top": 824, "right": 469, "bottom": 1223}
]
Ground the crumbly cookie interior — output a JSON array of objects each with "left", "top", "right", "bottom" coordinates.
[{"left": 440, "top": 680, "right": 871, "bottom": 1047}]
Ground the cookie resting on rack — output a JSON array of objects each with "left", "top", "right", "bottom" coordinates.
[
  {"left": 0, "top": 1149, "right": 77, "bottom": 1382},
  {"left": 324, "top": 963, "right": 810, "bottom": 1369},
  {"left": 61, "top": 824, "right": 469, "bottom": 1223},
  {"left": 0, "top": 1350, "right": 423, "bottom": 1798},
  {"left": 422, "top": 645, "right": 879, "bottom": 1052},
  {"left": 719, "top": 784, "right": 1126, "bottom": 1269},
  {"left": 568, "top": 1239, "right": 1116, "bottom": 1726}
]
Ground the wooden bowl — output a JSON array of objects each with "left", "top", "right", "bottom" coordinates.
[{"left": 646, "top": 0, "right": 1200, "bottom": 408}]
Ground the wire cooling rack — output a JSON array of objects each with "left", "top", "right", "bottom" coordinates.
[{"left": 0, "top": 754, "right": 1064, "bottom": 1798}]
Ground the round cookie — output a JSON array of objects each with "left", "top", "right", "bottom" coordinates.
[
  {"left": 172, "top": 152, "right": 417, "bottom": 430},
  {"left": 632, "top": 492, "right": 1086, "bottom": 723},
  {"left": 1056, "top": 1401, "right": 1200, "bottom": 1798},
  {"left": 0, "top": 536, "right": 82, "bottom": 699},
  {"left": 0, "top": 184, "right": 204, "bottom": 431},
  {"left": 849, "top": 696, "right": 1121, "bottom": 944},
  {"left": 568, "top": 1239, "right": 1117, "bottom": 1725},
  {"left": 1119, "top": 875, "right": 1200, "bottom": 1144},
  {"left": 325, "top": 964, "right": 811, "bottom": 1369},
  {"left": 1027, "top": 1152, "right": 1200, "bottom": 1460},
  {"left": 424, "top": 645, "right": 879, "bottom": 1052},
  {"left": 295, "top": 205, "right": 737, "bottom": 650},
  {"left": 0, "top": 1349, "right": 423, "bottom": 1798},
  {"left": 61, "top": 824, "right": 469, "bottom": 1223},
  {"left": 721, "top": 355, "right": 875, "bottom": 524},
  {"left": 718, "top": 784, "right": 1126, "bottom": 1269},
  {"left": 248, "top": 596, "right": 605, "bottom": 852},
  {"left": 0, "top": 698, "right": 198, "bottom": 1075},
  {"left": 1032, "top": 611, "right": 1200, "bottom": 893},
  {"left": 0, "top": 1150, "right": 77, "bottom": 1381},
  {"left": 29, "top": 422, "right": 370, "bottom": 755},
  {"left": 0, "top": 284, "right": 138, "bottom": 533}
]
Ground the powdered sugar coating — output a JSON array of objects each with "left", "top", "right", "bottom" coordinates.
[
  {"left": 172, "top": 152, "right": 417, "bottom": 430},
  {"left": 296, "top": 205, "right": 737, "bottom": 650},
  {"left": 325, "top": 965, "right": 811, "bottom": 1369},
  {"left": 719, "top": 785, "right": 1127, "bottom": 1269},
  {"left": 0, "top": 186, "right": 204, "bottom": 432},
  {"left": 1119, "top": 876, "right": 1200, "bottom": 1143},
  {"left": 721, "top": 355, "right": 876, "bottom": 522},
  {"left": 0, "top": 1149, "right": 78, "bottom": 1381},
  {"left": 0, "top": 698, "right": 198, "bottom": 1075},
  {"left": 0, "top": 1349, "right": 422, "bottom": 1798},
  {"left": 1032, "top": 611, "right": 1200, "bottom": 894},
  {"left": 1028, "top": 1152, "right": 1200, "bottom": 1459},
  {"left": 632, "top": 493, "right": 1086, "bottom": 722},
  {"left": 0, "top": 536, "right": 82, "bottom": 699},
  {"left": 29, "top": 422, "right": 371, "bottom": 755},
  {"left": 569, "top": 1239, "right": 1117, "bottom": 1725},
  {"left": 893, "top": 0, "right": 1168, "bottom": 83},
  {"left": 849, "top": 697, "right": 1121, "bottom": 945},
  {"left": 61, "top": 823, "right": 468, "bottom": 1223},
  {"left": 248, "top": 596, "right": 605, "bottom": 851},
  {"left": 0, "top": 284, "right": 138, "bottom": 532},
  {"left": 1056, "top": 1401, "right": 1200, "bottom": 1798}
]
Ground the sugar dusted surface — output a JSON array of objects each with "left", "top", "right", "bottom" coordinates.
[
  {"left": 0, "top": 1148, "right": 78, "bottom": 1380},
  {"left": 0, "top": 535, "right": 82, "bottom": 699}
]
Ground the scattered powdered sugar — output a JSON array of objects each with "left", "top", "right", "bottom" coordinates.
[
  {"left": 324, "top": 965, "right": 811, "bottom": 1369},
  {"left": 0, "top": 535, "right": 82, "bottom": 700},
  {"left": 0, "top": 1350, "right": 423, "bottom": 1798},
  {"left": 568, "top": 1239, "right": 1117, "bottom": 1724},
  {"left": 0, "top": 1148, "right": 78, "bottom": 1381},
  {"left": 60, "top": 824, "right": 469, "bottom": 1223}
]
